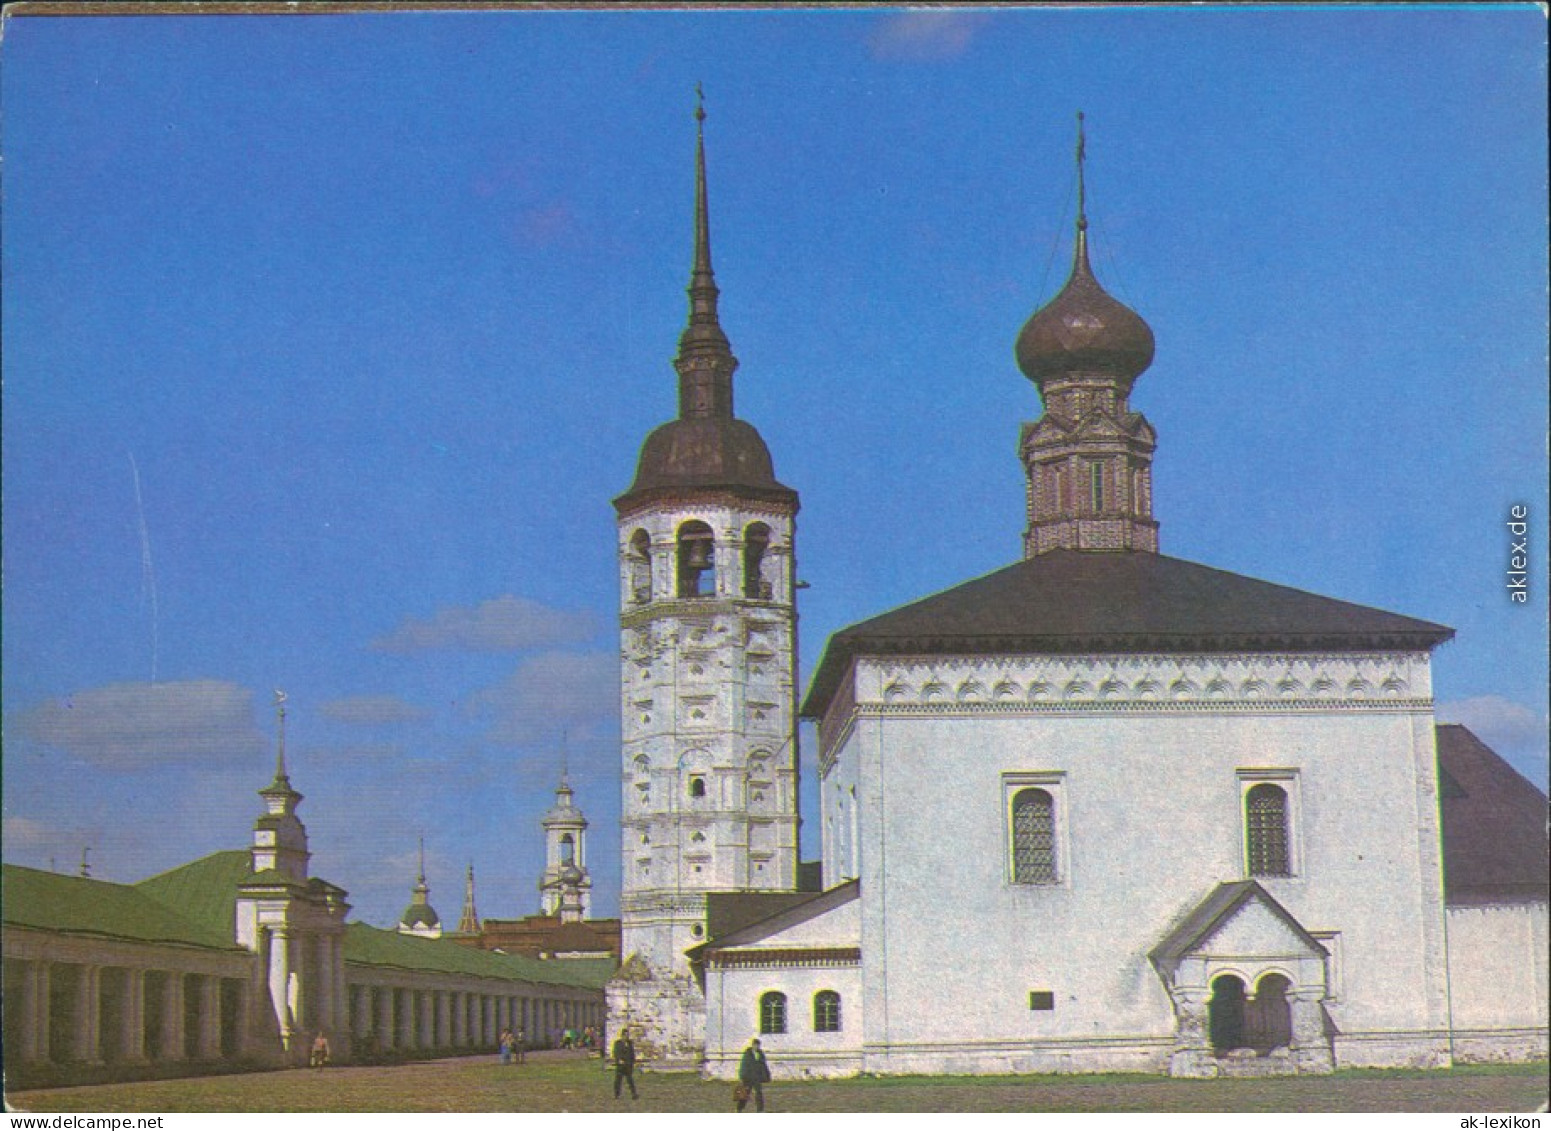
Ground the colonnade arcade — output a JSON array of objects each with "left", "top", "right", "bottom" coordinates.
[{"left": 2, "top": 934, "right": 258, "bottom": 1072}]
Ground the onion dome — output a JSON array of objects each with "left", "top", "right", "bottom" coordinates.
[
  {"left": 557, "top": 862, "right": 585, "bottom": 887},
  {"left": 400, "top": 901, "right": 440, "bottom": 930},
  {"left": 1016, "top": 112, "right": 1154, "bottom": 394}
]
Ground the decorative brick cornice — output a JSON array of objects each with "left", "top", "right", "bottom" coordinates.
[{"left": 705, "top": 946, "right": 861, "bottom": 969}]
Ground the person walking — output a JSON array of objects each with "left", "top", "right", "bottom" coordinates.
[
  {"left": 514, "top": 1027, "right": 527, "bottom": 1064},
  {"left": 611, "top": 1028, "right": 639, "bottom": 1101},
  {"left": 309, "top": 1031, "right": 331, "bottom": 1069},
  {"left": 736, "top": 1037, "right": 771, "bottom": 1112},
  {"left": 499, "top": 1028, "right": 513, "bottom": 1065}
]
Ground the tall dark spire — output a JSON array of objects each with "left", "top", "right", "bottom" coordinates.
[{"left": 676, "top": 83, "right": 736, "bottom": 420}]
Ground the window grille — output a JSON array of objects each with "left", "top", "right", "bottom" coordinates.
[
  {"left": 1012, "top": 788, "right": 1058, "bottom": 884},
  {"left": 759, "top": 991, "right": 787, "bottom": 1035},
  {"left": 814, "top": 990, "right": 841, "bottom": 1033},
  {"left": 1246, "top": 783, "right": 1291, "bottom": 876}
]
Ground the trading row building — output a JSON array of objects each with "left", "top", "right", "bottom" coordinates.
[{"left": 1, "top": 722, "right": 611, "bottom": 1089}]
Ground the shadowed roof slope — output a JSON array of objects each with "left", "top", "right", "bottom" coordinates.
[
  {"left": 803, "top": 550, "right": 1453, "bottom": 716},
  {"left": 1436, "top": 724, "right": 1550, "bottom": 904}
]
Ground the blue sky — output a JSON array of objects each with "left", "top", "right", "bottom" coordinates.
[{"left": 3, "top": 6, "right": 1545, "bottom": 928}]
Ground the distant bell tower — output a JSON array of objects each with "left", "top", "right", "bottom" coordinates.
[
  {"left": 607, "top": 89, "right": 801, "bottom": 1064},
  {"left": 1017, "top": 112, "right": 1159, "bottom": 557},
  {"left": 539, "top": 766, "right": 592, "bottom": 919}
]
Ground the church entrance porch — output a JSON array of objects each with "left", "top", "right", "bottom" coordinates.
[{"left": 1150, "top": 881, "right": 1335, "bottom": 1078}]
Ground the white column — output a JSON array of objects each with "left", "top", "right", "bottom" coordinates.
[
  {"left": 373, "top": 986, "right": 393, "bottom": 1052},
  {"left": 196, "top": 975, "right": 222, "bottom": 1060},
  {"left": 160, "top": 972, "right": 186, "bottom": 1061},
  {"left": 120, "top": 968, "right": 147, "bottom": 1064},
  {"left": 268, "top": 927, "right": 294, "bottom": 1046}
]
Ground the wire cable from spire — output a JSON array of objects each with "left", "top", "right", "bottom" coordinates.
[{"left": 1075, "top": 109, "right": 1088, "bottom": 233}]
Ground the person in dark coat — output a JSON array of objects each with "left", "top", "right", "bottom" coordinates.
[
  {"left": 736, "top": 1037, "right": 772, "bottom": 1112},
  {"left": 611, "top": 1029, "right": 639, "bottom": 1100}
]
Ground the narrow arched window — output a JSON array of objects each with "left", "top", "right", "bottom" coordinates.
[
  {"left": 688, "top": 776, "right": 707, "bottom": 800},
  {"left": 559, "top": 833, "right": 575, "bottom": 865},
  {"left": 677, "top": 521, "right": 715, "bottom": 598},
  {"left": 1246, "top": 783, "right": 1291, "bottom": 876},
  {"left": 743, "top": 523, "right": 772, "bottom": 599},
  {"left": 759, "top": 991, "right": 787, "bottom": 1035},
  {"left": 814, "top": 990, "right": 841, "bottom": 1033},
  {"left": 1012, "top": 788, "right": 1058, "bottom": 885},
  {"left": 629, "top": 529, "right": 652, "bottom": 604}
]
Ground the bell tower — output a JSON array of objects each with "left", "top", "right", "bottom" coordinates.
[
  {"left": 1016, "top": 113, "right": 1159, "bottom": 557},
  {"left": 607, "top": 90, "right": 801, "bottom": 1063}
]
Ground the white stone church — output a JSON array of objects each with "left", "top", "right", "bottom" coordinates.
[{"left": 604, "top": 110, "right": 1549, "bottom": 1079}]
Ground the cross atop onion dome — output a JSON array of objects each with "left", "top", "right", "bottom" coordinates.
[{"left": 1015, "top": 112, "right": 1155, "bottom": 395}]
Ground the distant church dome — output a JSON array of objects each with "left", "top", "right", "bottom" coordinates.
[
  {"left": 1015, "top": 226, "right": 1155, "bottom": 392},
  {"left": 400, "top": 902, "right": 441, "bottom": 930}
]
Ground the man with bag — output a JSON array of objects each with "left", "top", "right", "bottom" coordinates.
[{"left": 735, "top": 1037, "right": 772, "bottom": 1112}]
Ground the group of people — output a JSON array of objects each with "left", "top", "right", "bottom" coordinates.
[
  {"left": 497, "top": 1028, "right": 529, "bottom": 1065},
  {"left": 609, "top": 1030, "right": 773, "bottom": 1112}
]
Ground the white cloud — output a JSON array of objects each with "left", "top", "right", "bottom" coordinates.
[
  {"left": 12, "top": 680, "right": 267, "bottom": 769},
  {"left": 470, "top": 651, "right": 619, "bottom": 745},
  {"left": 318, "top": 696, "right": 429, "bottom": 726},
  {"left": 1436, "top": 695, "right": 1548, "bottom": 755},
  {"left": 867, "top": 11, "right": 991, "bottom": 62},
  {"left": 370, "top": 596, "right": 599, "bottom": 654}
]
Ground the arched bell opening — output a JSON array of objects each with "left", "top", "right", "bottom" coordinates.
[
  {"left": 628, "top": 529, "right": 652, "bottom": 604},
  {"left": 743, "top": 522, "right": 772, "bottom": 599},
  {"left": 1208, "top": 974, "right": 1246, "bottom": 1053},
  {"left": 559, "top": 833, "right": 576, "bottom": 866},
  {"left": 677, "top": 521, "right": 715, "bottom": 598}
]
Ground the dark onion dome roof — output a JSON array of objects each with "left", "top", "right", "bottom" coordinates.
[
  {"left": 400, "top": 902, "right": 440, "bottom": 929},
  {"left": 1435, "top": 724, "right": 1550, "bottom": 904},
  {"left": 801, "top": 549, "right": 1454, "bottom": 717},
  {"left": 1016, "top": 227, "right": 1155, "bottom": 392},
  {"left": 618, "top": 416, "right": 796, "bottom": 510}
]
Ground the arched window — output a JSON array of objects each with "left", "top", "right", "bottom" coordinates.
[
  {"left": 743, "top": 523, "right": 772, "bottom": 599},
  {"left": 559, "top": 833, "right": 575, "bottom": 865},
  {"left": 629, "top": 529, "right": 652, "bottom": 604},
  {"left": 1011, "top": 788, "right": 1058, "bottom": 884},
  {"left": 813, "top": 990, "right": 841, "bottom": 1033},
  {"left": 1246, "top": 784, "right": 1291, "bottom": 877},
  {"left": 759, "top": 991, "right": 787, "bottom": 1035},
  {"left": 677, "top": 521, "right": 715, "bottom": 598},
  {"left": 688, "top": 776, "right": 707, "bottom": 800}
]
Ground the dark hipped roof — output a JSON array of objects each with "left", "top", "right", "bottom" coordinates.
[
  {"left": 803, "top": 550, "right": 1454, "bottom": 717},
  {"left": 1436, "top": 724, "right": 1549, "bottom": 904}
]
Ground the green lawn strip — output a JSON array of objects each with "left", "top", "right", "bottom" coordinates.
[{"left": 7, "top": 1055, "right": 1545, "bottom": 1114}]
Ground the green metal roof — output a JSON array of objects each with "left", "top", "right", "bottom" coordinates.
[
  {"left": 1, "top": 863, "right": 241, "bottom": 952},
  {"left": 137, "top": 850, "right": 252, "bottom": 935},
  {"left": 344, "top": 922, "right": 615, "bottom": 989}
]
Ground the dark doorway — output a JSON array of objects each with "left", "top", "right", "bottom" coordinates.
[
  {"left": 1208, "top": 974, "right": 1245, "bottom": 1052},
  {"left": 1246, "top": 973, "right": 1293, "bottom": 1052}
]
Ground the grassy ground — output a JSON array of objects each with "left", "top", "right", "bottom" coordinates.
[{"left": 6, "top": 1051, "right": 1546, "bottom": 1113}]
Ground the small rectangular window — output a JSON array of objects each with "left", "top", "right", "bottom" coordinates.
[{"left": 1029, "top": 991, "right": 1055, "bottom": 1011}]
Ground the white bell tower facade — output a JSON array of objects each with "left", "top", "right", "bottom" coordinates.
[{"left": 607, "top": 94, "right": 800, "bottom": 1064}]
